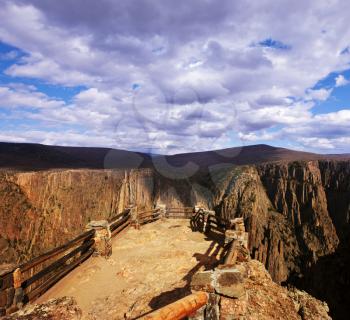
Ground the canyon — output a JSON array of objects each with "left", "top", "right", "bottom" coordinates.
[{"left": 0, "top": 143, "right": 349, "bottom": 319}]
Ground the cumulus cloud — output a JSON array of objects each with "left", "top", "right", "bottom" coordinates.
[
  {"left": 0, "top": 84, "right": 64, "bottom": 109},
  {"left": 0, "top": 0, "right": 350, "bottom": 153},
  {"left": 335, "top": 74, "right": 349, "bottom": 87}
]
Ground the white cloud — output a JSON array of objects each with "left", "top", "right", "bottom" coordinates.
[
  {"left": 0, "top": 0, "right": 350, "bottom": 153},
  {"left": 0, "top": 85, "right": 64, "bottom": 109},
  {"left": 305, "top": 88, "right": 332, "bottom": 101},
  {"left": 335, "top": 74, "right": 349, "bottom": 87}
]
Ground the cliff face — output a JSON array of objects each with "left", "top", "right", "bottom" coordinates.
[
  {"left": 0, "top": 168, "right": 209, "bottom": 264},
  {"left": 212, "top": 161, "right": 349, "bottom": 285},
  {"left": 1, "top": 161, "right": 348, "bottom": 276},
  {"left": 0, "top": 169, "right": 128, "bottom": 264},
  {"left": 1, "top": 160, "right": 349, "bottom": 317},
  {"left": 210, "top": 160, "right": 350, "bottom": 319},
  {"left": 319, "top": 160, "right": 350, "bottom": 238}
]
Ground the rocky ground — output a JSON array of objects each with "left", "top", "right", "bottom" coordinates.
[
  {"left": 4, "top": 219, "right": 332, "bottom": 320},
  {"left": 226, "top": 259, "right": 331, "bottom": 320},
  {"left": 35, "top": 219, "right": 224, "bottom": 319}
]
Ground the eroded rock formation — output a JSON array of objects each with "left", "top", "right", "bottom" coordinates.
[{"left": 0, "top": 159, "right": 349, "bottom": 318}]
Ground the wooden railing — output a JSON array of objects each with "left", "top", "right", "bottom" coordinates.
[
  {"left": 136, "top": 206, "right": 195, "bottom": 225},
  {"left": 109, "top": 209, "right": 131, "bottom": 237},
  {"left": 137, "top": 208, "right": 162, "bottom": 225},
  {"left": 137, "top": 208, "right": 248, "bottom": 320},
  {"left": 20, "top": 230, "right": 95, "bottom": 303},
  {"left": 190, "top": 208, "right": 226, "bottom": 238},
  {"left": 166, "top": 207, "right": 193, "bottom": 219},
  {"left": 0, "top": 208, "right": 132, "bottom": 314}
]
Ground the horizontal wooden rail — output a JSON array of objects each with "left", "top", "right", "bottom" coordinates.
[
  {"left": 166, "top": 211, "right": 193, "bottom": 214},
  {"left": 108, "top": 209, "right": 130, "bottom": 223},
  {"left": 141, "top": 291, "right": 208, "bottom": 320},
  {"left": 110, "top": 214, "right": 130, "bottom": 232},
  {"left": 25, "top": 247, "right": 94, "bottom": 302},
  {"left": 22, "top": 239, "right": 95, "bottom": 289},
  {"left": 137, "top": 209, "right": 155, "bottom": 216},
  {"left": 20, "top": 229, "right": 95, "bottom": 273},
  {"left": 139, "top": 211, "right": 161, "bottom": 224},
  {"left": 138, "top": 210, "right": 159, "bottom": 219},
  {"left": 138, "top": 212, "right": 160, "bottom": 220},
  {"left": 111, "top": 218, "right": 131, "bottom": 238}
]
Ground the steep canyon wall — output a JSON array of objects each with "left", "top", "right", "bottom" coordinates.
[{"left": 0, "top": 160, "right": 349, "bottom": 288}]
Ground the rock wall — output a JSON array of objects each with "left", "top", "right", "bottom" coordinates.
[
  {"left": 1, "top": 160, "right": 349, "bottom": 284},
  {"left": 0, "top": 168, "right": 212, "bottom": 265},
  {"left": 211, "top": 161, "right": 350, "bottom": 284},
  {"left": 319, "top": 160, "right": 350, "bottom": 238},
  {"left": 0, "top": 169, "right": 127, "bottom": 264}
]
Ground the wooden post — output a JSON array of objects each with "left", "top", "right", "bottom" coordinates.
[
  {"left": 12, "top": 268, "right": 21, "bottom": 290},
  {"left": 142, "top": 291, "right": 208, "bottom": 320},
  {"left": 223, "top": 240, "right": 238, "bottom": 265},
  {"left": 129, "top": 206, "right": 139, "bottom": 229},
  {"left": 202, "top": 212, "right": 209, "bottom": 233}
]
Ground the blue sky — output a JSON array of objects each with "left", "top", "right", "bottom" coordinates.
[{"left": 0, "top": 0, "right": 350, "bottom": 154}]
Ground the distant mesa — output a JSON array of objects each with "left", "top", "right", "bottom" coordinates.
[{"left": 0, "top": 141, "right": 349, "bottom": 171}]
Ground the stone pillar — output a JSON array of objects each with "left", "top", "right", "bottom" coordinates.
[
  {"left": 190, "top": 267, "right": 247, "bottom": 320},
  {"left": 86, "top": 220, "right": 112, "bottom": 258},
  {"left": 155, "top": 203, "right": 166, "bottom": 220},
  {"left": 226, "top": 218, "right": 249, "bottom": 249}
]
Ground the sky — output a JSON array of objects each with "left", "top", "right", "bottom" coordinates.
[{"left": 0, "top": 0, "right": 350, "bottom": 155}]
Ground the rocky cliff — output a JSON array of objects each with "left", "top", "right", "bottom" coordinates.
[
  {"left": 1, "top": 161, "right": 349, "bottom": 277},
  {"left": 209, "top": 160, "right": 350, "bottom": 319},
  {"left": 0, "top": 160, "right": 349, "bottom": 318},
  {"left": 0, "top": 168, "right": 208, "bottom": 264}
]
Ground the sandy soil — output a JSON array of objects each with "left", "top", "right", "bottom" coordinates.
[{"left": 37, "top": 219, "right": 224, "bottom": 319}]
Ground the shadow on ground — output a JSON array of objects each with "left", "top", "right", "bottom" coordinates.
[{"left": 146, "top": 235, "right": 226, "bottom": 312}]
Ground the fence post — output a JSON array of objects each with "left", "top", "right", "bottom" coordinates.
[
  {"left": 0, "top": 264, "right": 21, "bottom": 315},
  {"left": 86, "top": 220, "right": 112, "bottom": 258},
  {"left": 12, "top": 268, "right": 23, "bottom": 310},
  {"left": 129, "top": 205, "right": 139, "bottom": 230}
]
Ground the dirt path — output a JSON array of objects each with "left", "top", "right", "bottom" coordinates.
[{"left": 37, "top": 219, "right": 224, "bottom": 319}]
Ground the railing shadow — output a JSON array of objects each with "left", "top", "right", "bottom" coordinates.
[
  {"left": 143, "top": 237, "right": 225, "bottom": 317},
  {"left": 132, "top": 211, "right": 229, "bottom": 319}
]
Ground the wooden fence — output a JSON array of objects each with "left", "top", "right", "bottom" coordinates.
[
  {"left": 109, "top": 210, "right": 131, "bottom": 237},
  {"left": 139, "top": 209, "right": 249, "bottom": 320},
  {"left": 165, "top": 207, "right": 194, "bottom": 219},
  {"left": 1, "top": 205, "right": 242, "bottom": 318},
  {"left": 0, "top": 208, "right": 132, "bottom": 315},
  {"left": 20, "top": 230, "right": 95, "bottom": 303},
  {"left": 137, "top": 208, "right": 162, "bottom": 225},
  {"left": 136, "top": 206, "right": 194, "bottom": 225}
]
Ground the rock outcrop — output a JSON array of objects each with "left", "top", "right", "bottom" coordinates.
[
  {"left": 209, "top": 160, "right": 350, "bottom": 319},
  {"left": 3, "top": 296, "right": 82, "bottom": 320},
  {"left": 232, "top": 259, "right": 331, "bottom": 320}
]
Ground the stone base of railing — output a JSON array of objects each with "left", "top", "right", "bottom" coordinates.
[{"left": 86, "top": 220, "right": 112, "bottom": 258}]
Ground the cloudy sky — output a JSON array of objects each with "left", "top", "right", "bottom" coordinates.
[{"left": 0, "top": 0, "right": 350, "bottom": 154}]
